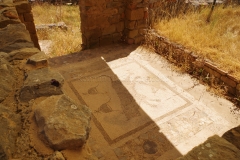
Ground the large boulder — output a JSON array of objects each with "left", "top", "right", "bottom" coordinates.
[
  {"left": 0, "top": 58, "right": 15, "bottom": 102},
  {"left": 19, "top": 68, "right": 64, "bottom": 102},
  {"left": 177, "top": 135, "right": 240, "bottom": 160},
  {"left": 222, "top": 125, "right": 240, "bottom": 150},
  {"left": 0, "top": 104, "right": 21, "bottom": 159},
  {"left": 34, "top": 95, "right": 91, "bottom": 150}
]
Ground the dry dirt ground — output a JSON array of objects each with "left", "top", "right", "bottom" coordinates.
[{"left": 42, "top": 44, "right": 240, "bottom": 159}]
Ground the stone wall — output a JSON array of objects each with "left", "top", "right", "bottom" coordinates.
[
  {"left": 79, "top": 0, "right": 125, "bottom": 48},
  {"left": 1, "top": 0, "right": 193, "bottom": 50},
  {"left": 0, "top": 0, "right": 91, "bottom": 159},
  {"left": 124, "top": 0, "right": 148, "bottom": 44},
  {"left": 14, "top": 0, "right": 40, "bottom": 49},
  {"left": 124, "top": 0, "right": 191, "bottom": 45},
  {"left": 80, "top": 0, "right": 192, "bottom": 48}
]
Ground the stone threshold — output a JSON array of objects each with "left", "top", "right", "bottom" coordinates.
[{"left": 146, "top": 29, "right": 240, "bottom": 106}]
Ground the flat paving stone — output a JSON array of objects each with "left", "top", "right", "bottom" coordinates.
[{"left": 49, "top": 44, "right": 240, "bottom": 160}]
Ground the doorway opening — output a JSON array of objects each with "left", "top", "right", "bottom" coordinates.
[{"left": 31, "top": 1, "right": 82, "bottom": 58}]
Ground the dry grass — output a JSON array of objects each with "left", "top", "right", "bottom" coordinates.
[
  {"left": 154, "top": 5, "right": 240, "bottom": 79},
  {"left": 32, "top": 3, "right": 82, "bottom": 57}
]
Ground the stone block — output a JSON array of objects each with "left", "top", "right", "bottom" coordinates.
[
  {"left": 203, "top": 65, "right": 221, "bottom": 78},
  {"left": 107, "top": 1, "right": 124, "bottom": 8},
  {"left": 15, "top": 2, "right": 32, "bottom": 14},
  {"left": 177, "top": 135, "right": 240, "bottom": 160},
  {"left": 227, "top": 74, "right": 239, "bottom": 84},
  {"left": 222, "top": 125, "right": 240, "bottom": 150},
  {"left": 34, "top": 95, "right": 91, "bottom": 150},
  {"left": 2, "top": 9, "right": 19, "bottom": 19},
  {"left": 102, "top": 24, "right": 116, "bottom": 35},
  {"left": 49, "top": 151, "right": 65, "bottom": 160},
  {"left": 126, "top": 8, "right": 144, "bottom": 20},
  {"left": 221, "top": 76, "right": 237, "bottom": 88},
  {"left": 0, "top": 23, "right": 32, "bottom": 52},
  {"left": 227, "top": 86, "right": 236, "bottom": 95},
  {"left": 108, "top": 14, "right": 120, "bottom": 24},
  {"left": 30, "top": 33, "right": 40, "bottom": 49},
  {"left": 138, "top": 19, "right": 148, "bottom": 28},
  {"left": 23, "top": 12, "right": 34, "bottom": 22},
  {"left": 19, "top": 68, "right": 64, "bottom": 102},
  {"left": 18, "top": 13, "right": 24, "bottom": 22},
  {"left": 8, "top": 47, "right": 40, "bottom": 61},
  {"left": 0, "top": 52, "right": 8, "bottom": 59},
  {"left": 131, "top": 0, "right": 142, "bottom": 3},
  {"left": 116, "top": 21, "right": 124, "bottom": 32},
  {"left": 27, "top": 51, "right": 48, "bottom": 68},
  {"left": 118, "top": 7, "right": 124, "bottom": 14},
  {"left": 35, "top": 22, "right": 68, "bottom": 31},
  {"left": 128, "top": 29, "right": 139, "bottom": 38},
  {"left": 1, "top": 42, "right": 34, "bottom": 53},
  {"left": 84, "top": 28, "right": 102, "bottom": 39},
  {"left": 98, "top": 16, "right": 110, "bottom": 28},
  {"left": 24, "top": 21, "right": 36, "bottom": 34},
  {"left": 125, "top": 20, "right": 136, "bottom": 30},
  {"left": 103, "top": 8, "right": 118, "bottom": 16},
  {"left": 127, "top": 3, "right": 137, "bottom": 10},
  {"left": 237, "top": 84, "right": 240, "bottom": 96},
  {"left": 134, "top": 35, "right": 144, "bottom": 44},
  {"left": 127, "top": 38, "right": 135, "bottom": 44}
]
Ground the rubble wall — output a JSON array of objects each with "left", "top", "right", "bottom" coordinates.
[{"left": 0, "top": 0, "right": 90, "bottom": 159}]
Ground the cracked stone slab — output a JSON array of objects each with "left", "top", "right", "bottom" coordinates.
[
  {"left": 19, "top": 68, "right": 64, "bottom": 102},
  {"left": 34, "top": 95, "right": 91, "bottom": 150}
]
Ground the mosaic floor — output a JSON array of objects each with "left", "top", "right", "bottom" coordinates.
[{"left": 49, "top": 44, "right": 240, "bottom": 160}]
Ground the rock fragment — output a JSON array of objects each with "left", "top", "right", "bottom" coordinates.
[
  {"left": 34, "top": 95, "right": 91, "bottom": 150},
  {"left": 27, "top": 51, "right": 48, "bottom": 68},
  {"left": 19, "top": 68, "right": 64, "bottom": 102}
]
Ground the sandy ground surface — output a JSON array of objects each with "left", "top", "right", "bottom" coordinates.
[{"left": 46, "top": 44, "right": 240, "bottom": 159}]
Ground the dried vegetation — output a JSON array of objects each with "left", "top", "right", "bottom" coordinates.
[
  {"left": 32, "top": 3, "right": 82, "bottom": 57},
  {"left": 154, "top": 3, "right": 240, "bottom": 79}
]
